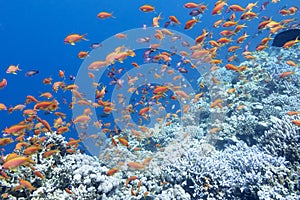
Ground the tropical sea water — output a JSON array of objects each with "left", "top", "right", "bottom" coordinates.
[
  {"left": 0, "top": 0, "right": 300, "bottom": 199},
  {"left": 0, "top": 0, "right": 296, "bottom": 151}
]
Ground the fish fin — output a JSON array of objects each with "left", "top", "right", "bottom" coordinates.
[
  {"left": 17, "top": 65, "right": 22, "bottom": 71},
  {"left": 81, "top": 33, "right": 89, "bottom": 41}
]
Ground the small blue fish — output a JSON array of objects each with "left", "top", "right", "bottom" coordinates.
[
  {"left": 189, "top": 9, "right": 202, "bottom": 16},
  {"left": 25, "top": 70, "right": 39, "bottom": 77},
  {"left": 90, "top": 43, "right": 102, "bottom": 49}
]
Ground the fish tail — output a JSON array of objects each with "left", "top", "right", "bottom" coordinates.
[
  {"left": 81, "top": 33, "right": 89, "bottom": 41},
  {"left": 17, "top": 65, "right": 22, "bottom": 71}
]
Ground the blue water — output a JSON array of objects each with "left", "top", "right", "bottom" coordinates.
[{"left": 0, "top": 0, "right": 299, "bottom": 153}]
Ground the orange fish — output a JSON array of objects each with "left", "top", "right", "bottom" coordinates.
[
  {"left": 43, "top": 77, "right": 52, "bottom": 85},
  {"left": 184, "top": 2, "right": 201, "bottom": 9},
  {"left": 217, "top": 37, "right": 233, "bottom": 44},
  {"left": 138, "top": 107, "right": 150, "bottom": 116},
  {"left": 269, "top": 25, "right": 284, "bottom": 34},
  {"left": 88, "top": 61, "right": 107, "bottom": 70},
  {"left": 256, "top": 45, "right": 267, "bottom": 51},
  {"left": 4, "top": 124, "right": 28, "bottom": 136},
  {"left": 0, "top": 78, "right": 7, "bottom": 89},
  {"left": 2, "top": 156, "right": 34, "bottom": 170},
  {"left": 228, "top": 4, "right": 245, "bottom": 12},
  {"left": 34, "top": 100, "right": 59, "bottom": 111},
  {"left": 209, "top": 40, "right": 221, "bottom": 47},
  {"left": 222, "top": 20, "right": 238, "bottom": 27},
  {"left": 23, "top": 109, "right": 37, "bottom": 116},
  {"left": 125, "top": 175, "right": 138, "bottom": 188},
  {"left": 234, "top": 23, "right": 247, "bottom": 33},
  {"left": 210, "top": 98, "right": 223, "bottom": 108},
  {"left": 56, "top": 126, "right": 69, "bottom": 135},
  {"left": 58, "top": 70, "right": 65, "bottom": 78},
  {"left": 279, "top": 9, "right": 291, "bottom": 16},
  {"left": 288, "top": 6, "right": 298, "bottom": 15},
  {"left": 11, "top": 104, "right": 26, "bottom": 113},
  {"left": 36, "top": 117, "right": 52, "bottom": 132},
  {"left": 225, "top": 64, "right": 240, "bottom": 72},
  {"left": 213, "top": 18, "right": 224, "bottom": 28},
  {"left": 73, "top": 115, "right": 91, "bottom": 124},
  {"left": 24, "top": 145, "right": 42, "bottom": 155},
  {"left": 1, "top": 171, "right": 10, "bottom": 179},
  {"left": 96, "top": 86, "right": 106, "bottom": 99},
  {"left": 174, "top": 90, "right": 189, "bottom": 99},
  {"left": 279, "top": 71, "right": 295, "bottom": 78},
  {"left": 115, "top": 33, "right": 127, "bottom": 39},
  {"left": 0, "top": 138, "right": 14, "bottom": 146},
  {"left": 0, "top": 103, "right": 7, "bottom": 111},
  {"left": 103, "top": 106, "right": 114, "bottom": 114},
  {"left": 6, "top": 65, "right": 21, "bottom": 74},
  {"left": 34, "top": 170, "right": 45, "bottom": 180},
  {"left": 131, "top": 62, "right": 140, "bottom": 68},
  {"left": 64, "top": 33, "right": 88, "bottom": 45},
  {"left": 246, "top": 2, "right": 258, "bottom": 11},
  {"left": 209, "top": 127, "right": 222, "bottom": 134},
  {"left": 195, "top": 29, "right": 208, "bottom": 43},
  {"left": 40, "top": 92, "right": 53, "bottom": 99},
  {"left": 65, "top": 188, "right": 73, "bottom": 194},
  {"left": 282, "top": 37, "right": 299, "bottom": 49},
  {"left": 127, "top": 162, "right": 145, "bottom": 170},
  {"left": 227, "top": 88, "right": 236, "bottom": 94},
  {"left": 139, "top": 4, "right": 155, "bottom": 12},
  {"left": 286, "top": 111, "right": 300, "bottom": 116},
  {"left": 286, "top": 60, "right": 297, "bottom": 67},
  {"left": 42, "top": 149, "right": 60, "bottom": 158},
  {"left": 67, "top": 138, "right": 81, "bottom": 146},
  {"left": 240, "top": 11, "right": 258, "bottom": 20},
  {"left": 152, "top": 13, "right": 162, "bottom": 27},
  {"left": 118, "top": 137, "right": 130, "bottom": 147},
  {"left": 281, "top": 18, "right": 296, "bottom": 25},
  {"left": 237, "top": 32, "right": 249, "bottom": 43},
  {"left": 212, "top": 1, "right": 226, "bottom": 15},
  {"left": 25, "top": 95, "right": 39, "bottom": 104},
  {"left": 169, "top": 16, "right": 180, "bottom": 25},
  {"left": 18, "top": 178, "right": 36, "bottom": 191},
  {"left": 227, "top": 54, "right": 237, "bottom": 62},
  {"left": 106, "top": 168, "right": 119, "bottom": 176},
  {"left": 292, "top": 120, "right": 300, "bottom": 127},
  {"left": 257, "top": 18, "right": 272, "bottom": 30},
  {"left": 78, "top": 51, "right": 89, "bottom": 59},
  {"left": 227, "top": 45, "right": 240, "bottom": 52},
  {"left": 184, "top": 18, "right": 198, "bottom": 30},
  {"left": 97, "top": 12, "right": 114, "bottom": 19},
  {"left": 220, "top": 30, "right": 236, "bottom": 36},
  {"left": 153, "top": 85, "right": 169, "bottom": 94},
  {"left": 260, "top": 36, "right": 273, "bottom": 45}
]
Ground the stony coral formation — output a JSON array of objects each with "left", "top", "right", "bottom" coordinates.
[
  {"left": 259, "top": 115, "right": 300, "bottom": 165},
  {"left": 32, "top": 153, "right": 119, "bottom": 200},
  {"left": 161, "top": 142, "right": 299, "bottom": 200},
  {"left": 0, "top": 133, "right": 119, "bottom": 200}
]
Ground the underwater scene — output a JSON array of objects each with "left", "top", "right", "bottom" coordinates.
[{"left": 0, "top": 0, "right": 300, "bottom": 199}]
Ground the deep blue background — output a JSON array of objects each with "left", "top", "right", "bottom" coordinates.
[{"left": 0, "top": 0, "right": 298, "bottom": 153}]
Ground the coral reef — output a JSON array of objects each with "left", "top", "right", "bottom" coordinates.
[
  {"left": 1, "top": 44, "right": 300, "bottom": 200},
  {"left": 161, "top": 142, "right": 299, "bottom": 199},
  {"left": 0, "top": 133, "right": 119, "bottom": 200},
  {"left": 259, "top": 115, "right": 300, "bottom": 165}
]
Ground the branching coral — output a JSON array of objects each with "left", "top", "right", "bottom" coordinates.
[{"left": 161, "top": 142, "right": 298, "bottom": 199}]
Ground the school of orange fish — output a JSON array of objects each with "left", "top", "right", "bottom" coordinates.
[{"left": 0, "top": 0, "right": 300, "bottom": 197}]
